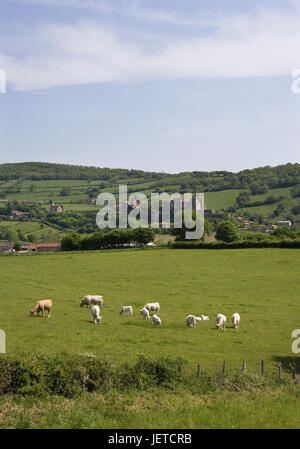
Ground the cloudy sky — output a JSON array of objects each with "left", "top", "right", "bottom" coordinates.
[{"left": 0, "top": 0, "right": 300, "bottom": 173}]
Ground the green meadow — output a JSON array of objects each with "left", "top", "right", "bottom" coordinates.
[{"left": 0, "top": 247, "right": 299, "bottom": 428}]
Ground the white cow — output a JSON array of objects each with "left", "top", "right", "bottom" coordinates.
[
  {"left": 186, "top": 315, "right": 197, "bottom": 328},
  {"left": 143, "top": 302, "right": 160, "bottom": 315},
  {"left": 120, "top": 306, "right": 133, "bottom": 316},
  {"left": 152, "top": 314, "right": 161, "bottom": 326},
  {"left": 80, "top": 295, "right": 104, "bottom": 308},
  {"left": 231, "top": 313, "right": 240, "bottom": 329},
  {"left": 140, "top": 308, "right": 150, "bottom": 319},
  {"left": 91, "top": 305, "right": 102, "bottom": 324},
  {"left": 216, "top": 313, "right": 227, "bottom": 330},
  {"left": 195, "top": 315, "right": 209, "bottom": 322}
]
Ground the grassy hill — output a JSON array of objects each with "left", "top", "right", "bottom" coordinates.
[{"left": 0, "top": 162, "right": 300, "bottom": 242}]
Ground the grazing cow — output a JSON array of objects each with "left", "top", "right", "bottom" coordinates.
[
  {"left": 152, "top": 314, "right": 161, "bottom": 326},
  {"left": 186, "top": 315, "right": 197, "bottom": 328},
  {"left": 120, "top": 306, "right": 133, "bottom": 316},
  {"left": 30, "top": 299, "right": 52, "bottom": 318},
  {"left": 231, "top": 313, "right": 240, "bottom": 329},
  {"left": 143, "top": 302, "right": 160, "bottom": 315},
  {"left": 216, "top": 313, "right": 227, "bottom": 330},
  {"left": 91, "top": 305, "right": 102, "bottom": 324},
  {"left": 195, "top": 315, "right": 209, "bottom": 322},
  {"left": 140, "top": 308, "right": 150, "bottom": 320},
  {"left": 80, "top": 295, "right": 103, "bottom": 308}
]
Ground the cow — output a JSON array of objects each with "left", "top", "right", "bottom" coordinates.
[
  {"left": 186, "top": 315, "right": 197, "bottom": 328},
  {"left": 195, "top": 315, "right": 209, "bottom": 322},
  {"left": 231, "top": 313, "right": 240, "bottom": 329},
  {"left": 143, "top": 302, "right": 160, "bottom": 315},
  {"left": 216, "top": 313, "right": 227, "bottom": 330},
  {"left": 30, "top": 299, "right": 52, "bottom": 318},
  {"left": 80, "top": 295, "right": 103, "bottom": 308},
  {"left": 140, "top": 308, "right": 150, "bottom": 319},
  {"left": 91, "top": 305, "right": 102, "bottom": 324},
  {"left": 152, "top": 314, "right": 161, "bottom": 326},
  {"left": 120, "top": 306, "right": 133, "bottom": 316}
]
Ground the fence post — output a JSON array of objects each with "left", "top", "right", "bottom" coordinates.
[
  {"left": 242, "top": 361, "right": 246, "bottom": 374},
  {"left": 222, "top": 360, "right": 226, "bottom": 375},
  {"left": 197, "top": 364, "right": 201, "bottom": 377},
  {"left": 261, "top": 360, "right": 264, "bottom": 376},
  {"left": 292, "top": 359, "right": 296, "bottom": 382},
  {"left": 278, "top": 362, "right": 282, "bottom": 378}
]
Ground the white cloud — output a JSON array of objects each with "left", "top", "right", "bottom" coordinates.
[{"left": 1, "top": 7, "right": 300, "bottom": 91}]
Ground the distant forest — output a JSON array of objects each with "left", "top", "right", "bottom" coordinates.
[{"left": 0, "top": 161, "right": 300, "bottom": 193}]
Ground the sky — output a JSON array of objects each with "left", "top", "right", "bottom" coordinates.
[{"left": 0, "top": 0, "right": 300, "bottom": 173}]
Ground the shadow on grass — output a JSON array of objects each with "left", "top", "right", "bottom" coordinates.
[{"left": 273, "top": 355, "right": 300, "bottom": 373}]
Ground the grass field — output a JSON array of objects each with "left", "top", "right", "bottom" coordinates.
[
  {"left": 0, "top": 248, "right": 299, "bottom": 428},
  {"left": 1, "top": 248, "right": 299, "bottom": 371},
  {"left": 0, "top": 220, "right": 65, "bottom": 241}
]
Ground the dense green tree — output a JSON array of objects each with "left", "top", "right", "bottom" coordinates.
[
  {"left": 273, "top": 227, "right": 296, "bottom": 239},
  {"left": 133, "top": 227, "right": 155, "bottom": 245},
  {"left": 215, "top": 221, "right": 239, "bottom": 242},
  {"left": 61, "top": 232, "right": 81, "bottom": 251},
  {"left": 13, "top": 241, "right": 21, "bottom": 251},
  {"left": 172, "top": 216, "right": 212, "bottom": 242},
  {"left": 7, "top": 229, "right": 18, "bottom": 242}
]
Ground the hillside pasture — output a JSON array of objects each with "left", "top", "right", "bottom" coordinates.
[{"left": 0, "top": 248, "right": 299, "bottom": 376}]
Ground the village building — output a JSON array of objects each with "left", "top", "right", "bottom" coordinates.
[
  {"left": 0, "top": 242, "right": 14, "bottom": 253},
  {"left": 276, "top": 220, "right": 292, "bottom": 227},
  {"left": 10, "top": 210, "right": 30, "bottom": 219},
  {"left": 49, "top": 201, "right": 63, "bottom": 213},
  {"left": 28, "top": 243, "right": 61, "bottom": 253}
]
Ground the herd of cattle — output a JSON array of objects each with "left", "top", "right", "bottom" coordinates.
[{"left": 29, "top": 297, "right": 241, "bottom": 330}]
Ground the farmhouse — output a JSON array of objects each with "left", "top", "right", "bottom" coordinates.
[
  {"left": 0, "top": 242, "right": 14, "bottom": 253},
  {"left": 49, "top": 202, "right": 63, "bottom": 213},
  {"left": 28, "top": 243, "right": 61, "bottom": 253},
  {"left": 276, "top": 220, "right": 292, "bottom": 227},
  {"left": 10, "top": 210, "right": 30, "bottom": 219}
]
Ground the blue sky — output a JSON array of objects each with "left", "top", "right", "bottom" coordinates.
[{"left": 0, "top": 0, "right": 300, "bottom": 173}]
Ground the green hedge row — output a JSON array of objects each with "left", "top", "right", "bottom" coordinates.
[
  {"left": 172, "top": 239, "right": 300, "bottom": 249},
  {"left": 0, "top": 353, "right": 289, "bottom": 398},
  {"left": 0, "top": 353, "right": 185, "bottom": 397}
]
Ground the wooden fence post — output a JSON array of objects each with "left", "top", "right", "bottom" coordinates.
[
  {"left": 292, "top": 359, "right": 296, "bottom": 382},
  {"left": 278, "top": 362, "right": 282, "bottom": 378},
  {"left": 222, "top": 360, "right": 226, "bottom": 375},
  {"left": 242, "top": 361, "right": 246, "bottom": 374},
  {"left": 261, "top": 360, "right": 264, "bottom": 376},
  {"left": 197, "top": 364, "right": 201, "bottom": 377}
]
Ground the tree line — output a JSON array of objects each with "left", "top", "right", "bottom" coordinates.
[{"left": 61, "top": 228, "right": 155, "bottom": 251}]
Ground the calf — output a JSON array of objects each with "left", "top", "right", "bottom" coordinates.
[
  {"left": 91, "top": 305, "right": 102, "bottom": 324},
  {"left": 152, "top": 314, "right": 161, "bottom": 326},
  {"left": 186, "top": 315, "right": 197, "bottom": 328},
  {"left": 231, "top": 313, "right": 240, "bottom": 329},
  {"left": 216, "top": 313, "right": 226, "bottom": 331},
  {"left": 120, "top": 306, "right": 133, "bottom": 316},
  {"left": 140, "top": 308, "right": 150, "bottom": 320}
]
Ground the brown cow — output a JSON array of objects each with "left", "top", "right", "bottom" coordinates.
[{"left": 30, "top": 299, "right": 52, "bottom": 318}]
